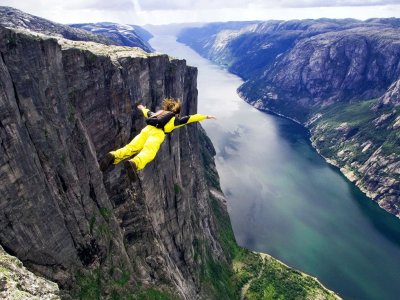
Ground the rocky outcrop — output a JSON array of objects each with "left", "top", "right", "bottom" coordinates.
[
  {"left": 0, "top": 245, "right": 60, "bottom": 299},
  {"left": 0, "top": 25, "right": 226, "bottom": 298},
  {"left": 178, "top": 19, "right": 400, "bottom": 217},
  {"left": 376, "top": 79, "right": 400, "bottom": 108}
]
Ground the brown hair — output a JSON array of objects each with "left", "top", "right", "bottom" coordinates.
[{"left": 162, "top": 98, "right": 181, "bottom": 114}]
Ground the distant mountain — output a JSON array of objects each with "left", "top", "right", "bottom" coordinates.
[
  {"left": 143, "top": 21, "right": 252, "bottom": 37},
  {"left": 0, "top": 6, "right": 153, "bottom": 52},
  {"left": 0, "top": 6, "right": 111, "bottom": 45},
  {"left": 70, "top": 22, "right": 154, "bottom": 52},
  {"left": 178, "top": 19, "right": 400, "bottom": 217}
]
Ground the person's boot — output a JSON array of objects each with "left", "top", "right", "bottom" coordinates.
[
  {"left": 124, "top": 160, "right": 138, "bottom": 181},
  {"left": 99, "top": 153, "right": 114, "bottom": 171}
]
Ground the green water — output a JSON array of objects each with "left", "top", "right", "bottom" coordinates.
[{"left": 150, "top": 34, "right": 400, "bottom": 300}]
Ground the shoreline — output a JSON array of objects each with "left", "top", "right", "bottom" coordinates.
[
  {"left": 256, "top": 251, "right": 342, "bottom": 299},
  {"left": 236, "top": 92, "right": 396, "bottom": 218}
]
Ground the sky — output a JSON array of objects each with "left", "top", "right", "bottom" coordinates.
[{"left": 1, "top": 0, "right": 399, "bottom": 25}]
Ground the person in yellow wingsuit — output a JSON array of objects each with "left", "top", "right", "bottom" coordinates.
[{"left": 99, "top": 98, "right": 216, "bottom": 181}]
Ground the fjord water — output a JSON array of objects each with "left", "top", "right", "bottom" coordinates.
[{"left": 150, "top": 35, "right": 400, "bottom": 300}]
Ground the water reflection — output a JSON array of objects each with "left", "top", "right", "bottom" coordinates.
[{"left": 349, "top": 179, "right": 400, "bottom": 248}]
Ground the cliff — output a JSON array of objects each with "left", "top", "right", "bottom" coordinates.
[
  {"left": 0, "top": 25, "right": 227, "bottom": 298},
  {"left": 178, "top": 19, "right": 400, "bottom": 217}
]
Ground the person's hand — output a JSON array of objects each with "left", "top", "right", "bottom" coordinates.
[
  {"left": 137, "top": 104, "right": 145, "bottom": 110},
  {"left": 207, "top": 115, "right": 216, "bottom": 120}
]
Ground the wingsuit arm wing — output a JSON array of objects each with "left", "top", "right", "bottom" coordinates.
[
  {"left": 141, "top": 108, "right": 155, "bottom": 118},
  {"left": 173, "top": 114, "right": 208, "bottom": 129}
]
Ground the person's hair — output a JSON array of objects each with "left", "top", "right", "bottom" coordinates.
[{"left": 162, "top": 98, "right": 181, "bottom": 114}]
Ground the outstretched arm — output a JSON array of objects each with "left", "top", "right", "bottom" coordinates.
[
  {"left": 138, "top": 104, "right": 168, "bottom": 118},
  {"left": 137, "top": 104, "right": 154, "bottom": 118},
  {"left": 173, "top": 114, "right": 216, "bottom": 129}
]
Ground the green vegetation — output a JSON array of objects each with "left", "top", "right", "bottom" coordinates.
[
  {"left": 99, "top": 207, "right": 112, "bottom": 221},
  {"left": 311, "top": 99, "right": 399, "bottom": 165},
  {"left": 131, "top": 288, "right": 175, "bottom": 300},
  {"left": 74, "top": 270, "right": 102, "bottom": 300},
  {"left": 86, "top": 51, "right": 97, "bottom": 63},
  {"left": 88, "top": 207, "right": 113, "bottom": 238},
  {"left": 206, "top": 186, "right": 337, "bottom": 299},
  {"left": 190, "top": 196, "right": 238, "bottom": 298},
  {"left": 174, "top": 183, "right": 181, "bottom": 194},
  {"left": 232, "top": 250, "right": 262, "bottom": 292},
  {"left": 73, "top": 268, "right": 176, "bottom": 300},
  {"left": 198, "top": 123, "right": 338, "bottom": 300},
  {"left": 89, "top": 214, "right": 96, "bottom": 235},
  {"left": 209, "top": 195, "right": 240, "bottom": 260},
  {"left": 381, "top": 127, "right": 400, "bottom": 156},
  {"left": 245, "top": 255, "right": 337, "bottom": 300},
  {"left": 198, "top": 248, "right": 237, "bottom": 299},
  {"left": 96, "top": 222, "right": 111, "bottom": 239}
]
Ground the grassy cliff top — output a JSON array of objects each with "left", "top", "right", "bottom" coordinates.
[{"left": 232, "top": 251, "right": 341, "bottom": 300}]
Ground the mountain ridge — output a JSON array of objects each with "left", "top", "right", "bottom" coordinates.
[
  {"left": 70, "top": 22, "right": 154, "bottom": 52},
  {"left": 0, "top": 6, "right": 153, "bottom": 52}
]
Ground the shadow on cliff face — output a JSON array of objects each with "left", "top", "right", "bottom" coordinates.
[{"left": 0, "top": 26, "right": 226, "bottom": 298}]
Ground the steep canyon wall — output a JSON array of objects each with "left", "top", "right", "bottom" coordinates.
[{"left": 0, "top": 26, "right": 225, "bottom": 298}]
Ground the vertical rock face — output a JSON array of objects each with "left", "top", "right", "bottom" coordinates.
[
  {"left": 377, "top": 79, "right": 400, "bottom": 108},
  {"left": 0, "top": 26, "right": 224, "bottom": 298},
  {"left": 239, "top": 27, "right": 400, "bottom": 117}
]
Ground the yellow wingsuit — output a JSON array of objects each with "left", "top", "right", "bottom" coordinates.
[{"left": 110, "top": 107, "right": 208, "bottom": 170}]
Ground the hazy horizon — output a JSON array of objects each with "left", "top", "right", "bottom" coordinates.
[{"left": 1, "top": 0, "right": 399, "bottom": 26}]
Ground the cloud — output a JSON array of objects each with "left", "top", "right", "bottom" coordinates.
[
  {"left": 1, "top": 0, "right": 399, "bottom": 25},
  {"left": 134, "top": 5, "right": 400, "bottom": 24},
  {"left": 0, "top": 0, "right": 139, "bottom": 23},
  {"left": 135, "top": 0, "right": 255, "bottom": 11},
  {"left": 64, "top": 0, "right": 135, "bottom": 11},
  {"left": 279, "top": 0, "right": 400, "bottom": 8},
  {"left": 0, "top": 0, "right": 135, "bottom": 13},
  {"left": 136, "top": 0, "right": 400, "bottom": 10}
]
